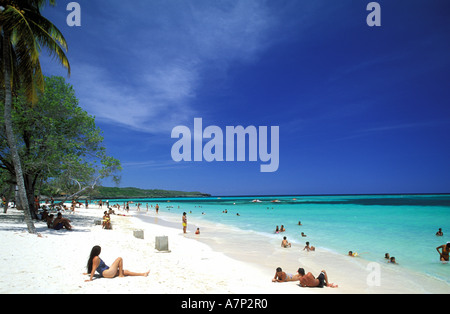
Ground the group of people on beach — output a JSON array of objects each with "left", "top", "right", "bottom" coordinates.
[
  {"left": 279, "top": 216, "right": 449, "bottom": 264},
  {"left": 381, "top": 228, "right": 449, "bottom": 264},
  {"left": 83, "top": 210, "right": 190, "bottom": 282},
  {"left": 32, "top": 198, "right": 450, "bottom": 286},
  {"left": 39, "top": 209, "right": 73, "bottom": 231},
  {"left": 277, "top": 221, "right": 310, "bottom": 248},
  {"left": 79, "top": 204, "right": 450, "bottom": 286},
  {"left": 273, "top": 217, "right": 449, "bottom": 288},
  {"left": 273, "top": 218, "right": 338, "bottom": 288}
]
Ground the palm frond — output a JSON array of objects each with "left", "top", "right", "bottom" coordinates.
[
  {"left": 26, "top": 9, "right": 70, "bottom": 75},
  {"left": 1, "top": 1, "right": 68, "bottom": 103},
  {"left": 2, "top": 6, "right": 40, "bottom": 64},
  {"left": 13, "top": 0, "right": 56, "bottom": 11},
  {"left": 1, "top": 5, "right": 43, "bottom": 103}
]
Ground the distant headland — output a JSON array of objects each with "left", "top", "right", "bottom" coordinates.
[{"left": 92, "top": 186, "right": 211, "bottom": 199}]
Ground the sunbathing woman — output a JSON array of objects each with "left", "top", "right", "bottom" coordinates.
[
  {"left": 84, "top": 245, "right": 150, "bottom": 282},
  {"left": 272, "top": 267, "right": 300, "bottom": 282}
]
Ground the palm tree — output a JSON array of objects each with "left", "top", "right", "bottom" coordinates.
[{"left": 1, "top": 0, "right": 70, "bottom": 233}]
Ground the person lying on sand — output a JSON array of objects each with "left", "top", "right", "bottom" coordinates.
[
  {"left": 297, "top": 268, "right": 338, "bottom": 288},
  {"left": 84, "top": 245, "right": 150, "bottom": 282},
  {"left": 272, "top": 267, "right": 300, "bottom": 282}
]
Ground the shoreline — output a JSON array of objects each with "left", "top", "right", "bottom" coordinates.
[
  {"left": 0, "top": 205, "right": 448, "bottom": 294},
  {"left": 88, "top": 192, "right": 450, "bottom": 199},
  {"left": 0, "top": 205, "right": 301, "bottom": 294},
  {"left": 135, "top": 208, "right": 450, "bottom": 294}
]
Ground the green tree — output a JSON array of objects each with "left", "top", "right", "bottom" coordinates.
[
  {"left": 0, "top": 76, "right": 121, "bottom": 216},
  {"left": 0, "top": 0, "right": 70, "bottom": 233}
]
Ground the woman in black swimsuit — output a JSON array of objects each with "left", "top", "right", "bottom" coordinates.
[{"left": 84, "top": 245, "right": 150, "bottom": 281}]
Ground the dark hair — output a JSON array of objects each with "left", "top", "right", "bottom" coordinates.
[
  {"left": 298, "top": 268, "right": 305, "bottom": 276},
  {"left": 87, "top": 245, "right": 101, "bottom": 273},
  {"left": 276, "top": 267, "right": 282, "bottom": 272}
]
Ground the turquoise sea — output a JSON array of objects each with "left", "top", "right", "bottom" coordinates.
[{"left": 109, "top": 194, "right": 450, "bottom": 287}]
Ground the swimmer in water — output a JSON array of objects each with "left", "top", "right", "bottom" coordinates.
[
  {"left": 388, "top": 257, "right": 398, "bottom": 264},
  {"left": 303, "top": 242, "right": 315, "bottom": 252},
  {"left": 281, "top": 236, "right": 291, "bottom": 248}
]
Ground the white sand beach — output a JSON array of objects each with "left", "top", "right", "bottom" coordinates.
[{"left": 0, "top": 205, "right": 448, "bottom": 294}]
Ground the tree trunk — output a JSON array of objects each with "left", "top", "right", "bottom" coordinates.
[
  {"left": 24, "top": 173, "right": 39, "bottom": 220},
  {"left": 3, "top": 184, "right": 14, "bottom": 214},
  {"left": 2, "top": 33, "right": 36, "bottom": 234}
]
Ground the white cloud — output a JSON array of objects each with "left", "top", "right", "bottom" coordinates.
[{"left": 61, "top": 0, "right": 277, "bottom": 134}]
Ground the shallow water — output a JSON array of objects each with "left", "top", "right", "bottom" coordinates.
[{"left": 110, "top": 194, "right": 450, "bottom": 288}]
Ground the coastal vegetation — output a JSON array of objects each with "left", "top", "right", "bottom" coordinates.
[
  {"left": 0, "top": 1, "right": 120, "bottom": 232},
  {"left": 86, "top": 186, "right": 210, "bottom": 200},
  {"left": 1, "top": 0, "right": 72, "bottom": 233},
  {"left": 0, "top": 75, "right": 122, "bottom": 215}
]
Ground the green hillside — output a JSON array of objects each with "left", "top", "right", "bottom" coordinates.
[{"left": 95, "top": 186, "right": 211, "bottom": 199}]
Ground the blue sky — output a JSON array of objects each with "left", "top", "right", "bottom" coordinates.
[{"left": 41, "top": 0, "right": 450, "bottom": 196}]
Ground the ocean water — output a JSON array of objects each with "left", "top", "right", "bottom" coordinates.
[{"left": 109, "top": 194, "right": 450, "bottom": 286}]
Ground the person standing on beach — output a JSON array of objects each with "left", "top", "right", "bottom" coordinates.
[
  {"left": 436, "top": 242, "right": 450, "bottom": 262},
  {"left": 182, "top": 212, "right": 187, "bottom": 233},
  {"left": 1, "top": 195, "right": 6, "bottom": 212}
]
